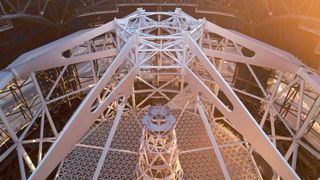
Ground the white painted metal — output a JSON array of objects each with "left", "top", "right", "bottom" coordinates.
[
  {"left": 29, "top": 36, "right": 137, "bottom": 179},
  {"left": 0, "top": 8, "right": 319, "bottom": 180},
  {"left": 92, "top": 97, "right": 126, "bottom": 180},
  {"left": 31, "top": 73, "right": 58, "bottom": 136},
  {"left": 196, "top": 96, "right": 231, "bottom": 180},
  {"left": 184, "top": 33, "right": 298, "bottom": 179},
  {"left": 8, "top": 22, "right": 115, "bottom": 76}
]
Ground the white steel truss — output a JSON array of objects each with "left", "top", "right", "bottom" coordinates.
[{"left": 0, "top": 8, "right": 319, "bottom": 180}]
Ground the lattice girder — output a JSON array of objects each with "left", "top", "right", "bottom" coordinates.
[{"left": 0, "top": 8, "right": 319, "bottom": 180}]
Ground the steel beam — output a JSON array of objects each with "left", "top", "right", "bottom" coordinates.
[
  {"left": 92, "top": 97, "right": 126, "bottom": 180},
  {"left": 29, "top": 36, "right": 137, "bottom": 180},
  {"left": 185, "top": 33, "right": 299, "bottom": 180},
  {"left": 196, "top": 96, "right": 231, "bottom": 180}
]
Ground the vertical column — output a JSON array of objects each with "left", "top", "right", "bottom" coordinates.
[{"left": 136, "top": 106, "right": 183, "bottom": 179}]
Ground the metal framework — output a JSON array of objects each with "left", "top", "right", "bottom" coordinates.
[
  {"left": 0, "top": 8, "right": 319, "bottom": 179},
  {"left": 1, "top": 0, "right": 319, "bottom": 76},
  {"left": 136, "top": 106, "right": 183, "bottom": 179}
]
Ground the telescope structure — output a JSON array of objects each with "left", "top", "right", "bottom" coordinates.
[
  {"left": 0, "top": 7, "right": 319, "bottom": 180},
  {"left": 136, "top": 106, "right": 183, "bottom": 179}
]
